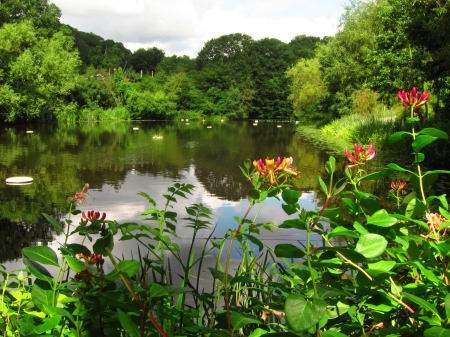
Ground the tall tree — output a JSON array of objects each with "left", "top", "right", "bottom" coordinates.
[{"left": 129, "top": 47, "right": 165, "bottom": 75}]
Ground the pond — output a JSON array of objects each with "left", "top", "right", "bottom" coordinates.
[{"left": 0, "top": 120, "right": 391, "bottom": 272}]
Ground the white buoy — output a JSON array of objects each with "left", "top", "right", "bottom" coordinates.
[
  {"left": 133, "top": 127, "right": 139, "bottom": 130},
  {"left": 253, "top": 123, "right": 257, "bottom": 126},
  {"left": 255, "top": 120, "right": 258, "bottom": 123},
  {"left": 277, "top": 125, "right": 282, "bottom": 128},
  {"left": 221, "top": 119, "right": 224, "bottom": 122},
  {"left": 5, "top": 177, "right": 34, "bottom": 185},
  {"left": 26, "top": 130, "right": 33, "bottom": 133},
  {"left": 207, "top": 126, "right": 212, "bottom": 129},
  {"left": 181, "top": 119, "right": 184, "bottom": 121},
  {"left": 185, "top": 123, "right": 190, "bottom": 125}
]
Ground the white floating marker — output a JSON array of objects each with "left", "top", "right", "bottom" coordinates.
[
  {"left": 133, "top": 127, "right": 139, "bottom": 130},
  {"left": 26, "top": 130, "right": 33, "bottom": 133},
  {"left": 277, "top": 125, "right": 282, "bottom": 128},
  {"left": 206, "top": 126, "right": 212, "bottom": 129},
  {"left": 5, "top": 176, "right": 34, "bottom": 185}
]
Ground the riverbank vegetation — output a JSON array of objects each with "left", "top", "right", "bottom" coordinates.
[{"left": 2, "top": 88, "right": 450, "bottom": 336}]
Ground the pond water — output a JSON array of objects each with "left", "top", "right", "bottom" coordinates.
[{"left": 0, "top": 120, "right": 410, "bottom": 273}]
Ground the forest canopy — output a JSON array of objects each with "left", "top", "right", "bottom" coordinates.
[{"left": 1, "top": 0, "right": 450, "bottom": 123}]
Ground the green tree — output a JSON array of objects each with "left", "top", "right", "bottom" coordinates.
[
  {"left": 129, "top": 47, "right": 165, "bottom": 75},
  {"left": 288, "top": 34, "right": 323, "bottom": 60},
  {"left": 286, "top": 58, "right": 325, "bottom": 119},
  {"left": 0, "top": 20, "right": 81, "bottom": 122},
  {"left": 88, "top": 39, "right": 131, "bottom": 70}
]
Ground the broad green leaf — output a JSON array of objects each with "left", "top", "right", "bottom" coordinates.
[
  {"left": 42, "top": 305, "right": 74, "bottom": 322},
  {"left": 389, "top": 131, "right": 411, "bottom": 143},
  {"left": 326, "top": 156, "right": 336, "bottom": 175},
  {"left": 148, "top": 283, "right": 169, "bottom": 298},
  {"left": 328, "top": 226, "right": 359, "bottom": 239},
  {"left": 274, "top": 244, "right": 305, "bottom": 258},
  {"left": 368, "top": 260, "right": 396, "bottom": 272},
  {"left": 231, "top": 311, "right": 261, "bottom": 332},
  {"left": 419, "top": 128, "right": 448, "bottom": 140},
  {"left": 355, "top": 234, "right": 387, "bottom": 258},
  {"left": 402, "top": 292, "right": 440, "bottom": 318},
  {"left": 315, "top": 247, "right": 366, "bottom": 264},
  {"left": 32, "top": 315, "right": 61, "bottom": 334},
  {"left": 65, "top": 244, "right": 91, "bottom": 256},
  {"left": 105, "top": 260, "right": 141, "bottom": 281},
  {"left": 412, "top": 135, "right": 438, "bottom": 153},
  {"left": 405, "top": 197, "right": 427, "bottom": 219},
  {"left": 367, "top": 210, "right": 397, "bottom": 227},
  {"left": 93, "top": 232, "right": 114, "bottom": 255},
  {"left": 278, "top": 219, "right": 306, "bottom": 230},
  {"left": 117, "top": 308, "right": 140, "bottom": 337},
  {"left": 411, "top": 172, "right": 437, "bottom": 193},
  {"left": 359, "top": 168, "right": 391, "bottom": 181},
  {"left": 285, "top": 294, "right": 327, "bottom": 332},
  {"left": 23, "top": 258, "right": 53, "bottom": 282},
  {"left": 42, "top": 213, "right": 63, "bottom": 232},
  {"left": 22, "top": 246, "right": 58, "bottom": 267},
  {"left": 387, "top": 163, "right": 415, "bottom": 175},
  {"left": 248, "top": 188, "right": 260, "bottom": 201},
  {"left": 31, "top": 279, "right": 54, "bottom": 310},
  {"left": 64, "top": 255, "right": 85, "bottom": 273},
  {"left": 243, "top": 234, "right": 263, "bottom": 252},
  {"left": 424, "top": 327, "right": 450, "bottom": 337},
  {"left": 282, "top": 189, "right": 301, "bottom": 205},
  {"left": 423, "top": 169, "right": 450, "bottom": 177}
]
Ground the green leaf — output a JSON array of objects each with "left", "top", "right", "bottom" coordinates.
[
  {"left": 42, "top": 213, "right": 64, "bottom": 232},
  {"left": 368, "top": 260, "right": 396, "bottom": 272},
  {"left": 355, "top": 234, "right": 387, "bottom": 258},
  {"left": 243, "top": 234, "right": 264, "bottom": 252},
  {"left": 248, "top": 188, "right": 260, "bottom": 201},
  {"left": 282, "top": 189, "right": 301, "bottom": 205},
  {"left": 359, "top": 168, "right": 391, "bottom": 181},
  {"left": 328, "top": 226, "right": 359, "bottom": 239},
  {"left": 389, "top": 131, "right": 411, "bottom": 143},
  {"left": 31, "top": 279, "right": 54, "bottom": 310},
  {"left": 387, "top": 163, "right": 415, "bottom": 175},
  {"left": 445, "top": 293, "right": 450, "bottom": 320},
  {"left": 315, "top": 247, "right": 366, "bottom": 264},
  {"left": 318, "top": 176, "right": 328, "bottom": 195},
  {"left": 411, "top": 172, "right": 437, "bottom": 192},
  {"left": 105, "top": 260, "right": 141, "bottom": 281},
  {"left": 64, "top": 255, "right": 85, "bottom": 273},
  {"left": 285, "top": 294, "right": 327, "bottom": 332},
  {"left": 149, "top": 283, "right": 169, "bottom": 298},
  {"left": 412, "top": 135, "right": 438, "bottom": 153},
  {"left": 65, "top": 244, "right": 91, "bottom": 256},
  {"left": 93, "top": 232, "right": 114, "bottom": 255},
  {"left": 326, "top": 156, "right": 336, "bottom": 175},
  {"left": 424, "top": 327, "right": 450, "bottom": 337},
  {"left": 22, "top": 246, "right": 59, "bottom": 266},
  {"left": 278, "top": 219, "right": 306, "bottom": 230},
  {"left": 322, "top": 332, "right": 348, "bottom": 337},
  {"left": 231, "top": 311, "right": 261, "bottom": 332},
  {"left": 405, "top": 197, "right": 427, "bottom": 219},
  {"left": 367, "top": 209, "right": 397, "bottom": 227},
  {"left": 117, "top": 308, "right": 140, "bottom": 337},
  {"left": 23, "top": 258, "right": 53, "bottom": 282},
  {"left": 42, "top": 305, "right": 74, "bottom": 322},
  {"left": 402, "top": 292, "right": 441, "bottom": 318},
  {"left": 419, "top": 128, "right": 448, "bottom": 140},
  {"left": 32, "top": 315, "right": 61, "bottom": 334},
  {"left": 274, "top": 244, "right": 305, "bottom": 258},
  {"left": 423, "top": 169, "right": 450, "bottom": 176}
]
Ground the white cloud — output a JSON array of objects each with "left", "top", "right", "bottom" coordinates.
[{"left": 52, "top": 0, "right": 346, "bottom": 58}]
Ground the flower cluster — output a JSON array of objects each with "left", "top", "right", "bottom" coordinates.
[
  {"left": 397, "top": 87, "right": 429, "bottom": 109},
  {"left": 71, "top": 183, "right": 90, "bottom": 206},
  {"left": 426, "top": 212, "right": 450, "bottom": 237},
  {"left": 252, "top": 156, "right": 300, "bottom": 186},
  {"left": 345, "top": 143, "right": 376, "bottom": 168},
  {"left": 80, "top": 210, "right": 106, "bottom": 226},
  {"left": 389, "top": 180, "right": 407, "bottom": 193},
  {"left": 74, "top": 254, "right": 104, "bottom": 282}
]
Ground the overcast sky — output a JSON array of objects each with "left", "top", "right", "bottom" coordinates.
[{"left": 50, "top": 0, "right": 348, "bottom": 58}]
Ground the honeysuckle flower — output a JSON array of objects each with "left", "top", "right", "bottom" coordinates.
[
  {"left": 390, "top": 180, "right": 407, "bottom": 192},
  {"left": 253, "top": 156, "right": 300, "bottom": 185},
  {"left": 71, "top": 183, "right": 90, "bottom": 206},
  {"left": 397, "top": 87, "right": 429, "bottom": 109},
  {"left": 82, "top": 210, "right": 106, "bottom": 223},
  {"left": 345, "top": 143, "right": 376, "bottom": 168},
  {"left": 426, "top": 212, "right": 449, "bottom": 237},
  {"left": 79, "top": 253, "right": 105, "bottom": 266}
]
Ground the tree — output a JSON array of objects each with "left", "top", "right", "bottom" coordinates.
[
  {"left": 88, "top": 39, "right": 131, "bottom": 70},
  {"left": 286, "top": 58, "right": 325, "bottom": 119},
  {"left": 129, "top": 47, "right": 165, "bottom": 75},
  {"left": 288, "top": 35, "right": 323, "bottom": 60},
  {"left": 0, "top": 20, "right": 81, "bottom": 122}
]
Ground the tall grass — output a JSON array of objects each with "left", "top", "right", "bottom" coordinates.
[{"left": 320, "top": 107, "right": 406, "bottom": 150}]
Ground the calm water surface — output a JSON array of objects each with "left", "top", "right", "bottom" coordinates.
[{"left": 0, "top": 121, "right": 346, "bottom": 270}]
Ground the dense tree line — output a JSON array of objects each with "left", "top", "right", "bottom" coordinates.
[{"left": 1, "top": 0, "right": 450, "bottom": 123}]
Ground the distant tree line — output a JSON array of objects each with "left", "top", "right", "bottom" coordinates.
[{"left": 1, "top": 0, "right": 450, "bottom": 123}]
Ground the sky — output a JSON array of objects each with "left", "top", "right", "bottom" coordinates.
[{"left": 50, "top": 0, "right": 348, "bottom": 58}]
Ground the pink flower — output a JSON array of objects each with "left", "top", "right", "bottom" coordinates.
[
  {"left": 81, "top": 210, "right": 106, "bottom": 223},
  {"left": 398, "top": 87, "right": 429, "bottom": 109},
  {"left": 390, "top": 180, "right": 407, "bottom": 191},
  {"left": 72, "top": 183, "right": 90, "bottom": 206},
  {"left": 345, "top": 143, "right": 376, "bottom": 168},
  {"left": 253, "top": 156, "right": 300, "bottom": 185}
]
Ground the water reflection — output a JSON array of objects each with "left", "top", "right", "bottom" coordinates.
[{"left": 0, "top": 121, "right": 338, "bottom": 264}]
